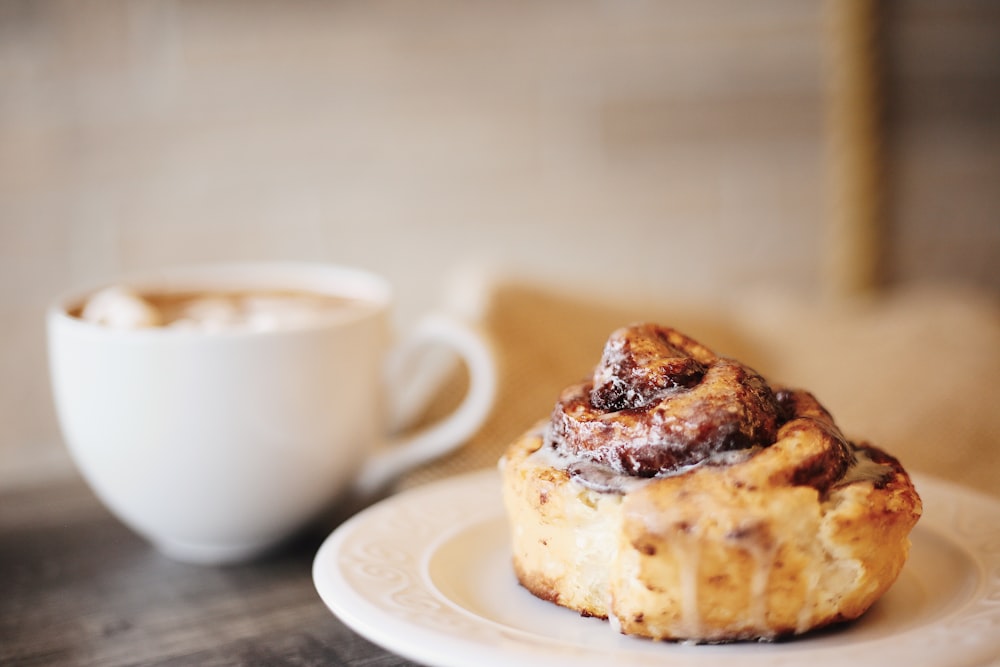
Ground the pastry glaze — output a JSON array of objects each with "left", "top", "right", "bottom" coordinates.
[
  {"left": 500, "top": 323, "right": 922, "bottom": 642},
  {"left": 549, "top": 324, "right": 783, "bottom": 477}
]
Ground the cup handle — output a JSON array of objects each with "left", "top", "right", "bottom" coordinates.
[{"left": 353, "top": 314, "right": 496, "bottom": 495}]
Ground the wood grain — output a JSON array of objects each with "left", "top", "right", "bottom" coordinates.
[{"left": 0, "top": 476, "right": 416, "bottom": 666}]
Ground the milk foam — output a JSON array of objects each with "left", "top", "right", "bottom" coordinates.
[
  {"left": 79, "top": 286, "right": 361, "bottom": 333},
  {"left": 80, "top": 286, "right": 163, "bottom": 329}
]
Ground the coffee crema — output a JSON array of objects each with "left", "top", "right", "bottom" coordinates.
[{"left": 74, "top": 286, "right": 372, "bottom": 333}]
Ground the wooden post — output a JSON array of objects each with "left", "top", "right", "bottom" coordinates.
[{"left": 823, "top": 0, "right": 885, "bottom": 298}]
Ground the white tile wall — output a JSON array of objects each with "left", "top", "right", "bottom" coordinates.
[{"left": 2, "top": 0, "right": 995, "bottom": 486}]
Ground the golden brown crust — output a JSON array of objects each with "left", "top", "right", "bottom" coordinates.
[
  {"left": 548, "top": 324, "right": 783, "bottom": 477},
  {"left": 499, "top": 323, "right": 922, "bottom": 642}
]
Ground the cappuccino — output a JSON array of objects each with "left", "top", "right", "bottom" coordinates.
[
  {"left": 76, "top": 286, "right": 370, "bottom": 333},
  {"left": 50, "top": 262, "right": 496, "bottom": 563}
]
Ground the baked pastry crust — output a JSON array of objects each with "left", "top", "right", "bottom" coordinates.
[{"left": 500, "top": 324, "right": 921, "bottom": 642}]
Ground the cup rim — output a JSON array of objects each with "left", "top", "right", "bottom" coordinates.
[{"left": 48, "top": 261, "right": 392, "bottom": 339}]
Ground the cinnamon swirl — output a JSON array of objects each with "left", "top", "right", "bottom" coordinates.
[{"left": 499, "top": 323, "right": 921, "bottom": 642}]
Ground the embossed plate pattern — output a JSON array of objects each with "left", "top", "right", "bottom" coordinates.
[{"left": 313, "top": 470, "right": 1000, "bottom": 667}]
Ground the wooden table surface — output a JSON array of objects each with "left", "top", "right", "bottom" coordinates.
[{"left": 0, "top": 474, "right": 418, "bottom": 666}]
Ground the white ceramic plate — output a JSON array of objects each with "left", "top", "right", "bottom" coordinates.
[{"left": 313, "top": 469, "right": 1000, "bottom": 667}]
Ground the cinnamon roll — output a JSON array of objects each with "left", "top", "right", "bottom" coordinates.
[{"left": 500, "top": 323, "right": 921, "bottom": 642}]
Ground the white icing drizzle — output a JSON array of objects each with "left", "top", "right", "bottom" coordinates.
[
  {"left": 796, "top": 559, "right": 821, "bottom": 634},
  {"left": 745, "top": 535, "right": 778, "bottom": 635},
  {"left": 527, "top": 433, "right": 761, "bottom": 496},
  {"left": 837, "top": 446, "right": 894, "bottom": 488},
  {"left": 673, "top": 534, "right": 702, "bottom": 637},
  {"left": 607, "top": 608, "right": 623, "bottom": 634},
  {"left": 531, "top": 431, "right": 893, "bottom": 499}
]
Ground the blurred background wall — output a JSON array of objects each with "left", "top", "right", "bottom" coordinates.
[{"left": 1, "top": 0, "right": 998, "bottom": 485}]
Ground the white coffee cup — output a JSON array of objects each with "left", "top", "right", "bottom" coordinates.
[{"left": 47, "top": 262, "right": 496, "bottom": 564}]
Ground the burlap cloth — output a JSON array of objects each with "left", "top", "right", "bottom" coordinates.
[{"left": 398, "top": 279, "right": 1000, "bottom": 499}]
